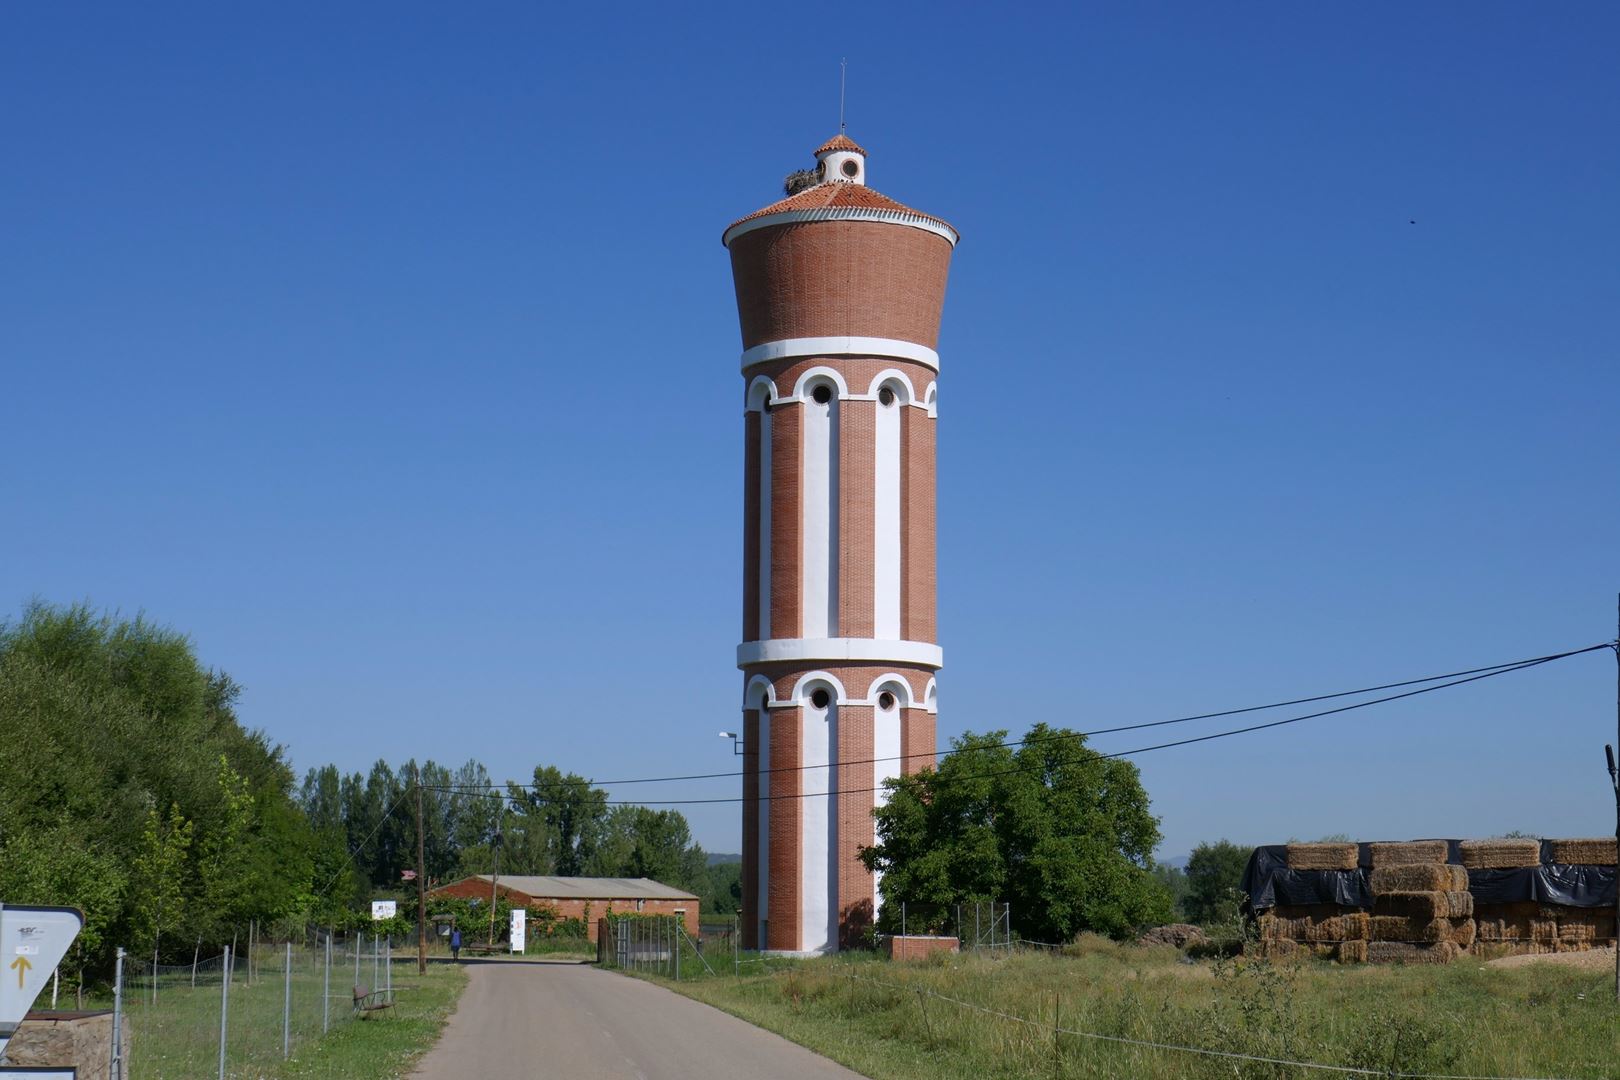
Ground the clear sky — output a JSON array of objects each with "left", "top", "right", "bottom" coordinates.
[{"left": 3, "top": 3, "right": 1616, "bottom": 861}]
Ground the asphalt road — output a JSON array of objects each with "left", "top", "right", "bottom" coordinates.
[{"left": 411, "top": 960, "right": 866, "bottom": 1080}]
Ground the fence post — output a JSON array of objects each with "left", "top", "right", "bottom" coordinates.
[
  {"left": 385, "top": 935, "right": 392, "bottom": 994},
  {"left": 372, "top": 933, "right": 378, "bottom": 991},
  {"left": 733, "top": 915, "right": 739, "bottom": 977},
  {"left": 219, "top": 944, "right": 231, "bottom": 1080},
  {"left": 110, "top": 947, "right": 124, "bottom": 1080},
  {"left": 674, "top": 918, "right": 680, "bottom": 982},
  {"left": 282, "top": 942, "right": 292, "bottom": 1059},
  {"left": 192, "top": 939, "right": 200, "bottom": 988},
  {"left": 1052, "top": 990, "right": 1061, "bottom": 1079},
  {"left": 323, "top": 933, "right": 332, "bottom": 1034},
  {"left": 354, "top": 932, "right": 361, "bottom": 989}
]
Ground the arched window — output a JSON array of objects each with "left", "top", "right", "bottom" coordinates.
[{"left": 873, "top": 378, "right": 908, "bottom": 639}]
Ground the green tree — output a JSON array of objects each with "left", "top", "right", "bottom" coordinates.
[
  {"left": 704, "top": 861, "right": 743, "bottom": 917},
  {"left": 862, "top": 724, "right": 1172, "bottom": 942},
  {"left": 1152, "top": 862, "right": 1189, "bottom": 920},
  {"left": 131, "top": 803, "right": 193, "bottom": 959},
  {"left": 1183, "top": 839, "right": 1252, "bottom": 927}
]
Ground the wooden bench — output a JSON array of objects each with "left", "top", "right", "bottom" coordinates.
[{"left": 352, "top": 985, "right": 395, "bottom": 1017}]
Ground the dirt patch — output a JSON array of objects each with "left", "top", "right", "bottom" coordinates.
[{"left": 1484, "top": 945, "right": 1617, "bottom": 971}]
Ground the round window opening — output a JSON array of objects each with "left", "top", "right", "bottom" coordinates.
[
  {"left": 811, "top": 385, "right": 833, "bottom": 405},
  {"left": 878, "top": 387, "right": 895, "bottom": 407},
  {"left": 810, "top": 688, "right": 831, "bottom": 709},
  {"left": 841, "top": 159, "right": 859, "bottom": 178},
  {"left": 878, "top": 691, "right": 896, "bottom": 710}
]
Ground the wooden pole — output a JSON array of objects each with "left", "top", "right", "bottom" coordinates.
[{"left": 416, "top": 770, "right": 428, "bottom": 975}]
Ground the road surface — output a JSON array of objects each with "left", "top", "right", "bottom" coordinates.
[{"left": 411, "top": 960, "right": 866, "bottom": 1080}]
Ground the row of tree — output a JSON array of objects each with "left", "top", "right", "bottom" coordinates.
[{"left": 0, "top": 603, "right": 728, "bottom": 980}]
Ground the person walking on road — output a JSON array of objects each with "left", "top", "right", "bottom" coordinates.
[{"left": 451, "top": 927, "right": 462, "bottom": 962}]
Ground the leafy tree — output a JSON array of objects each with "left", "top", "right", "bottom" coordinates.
[
  {"left": 1152, "top": 862, "right": 1189, "bottom": 920},
  {"left": 131, "top": 803, "right": 193, "bottom": 958},
  {"left": 506, "top": 766, "right": 607, "bottom": 876},
  {"left": 704, "top": 862, "right": 743, "bottom": 917},
  {"left": 861, "top": 724, "right": 1172, "bottom": 942},
  {"left": 587, "top": 807, "right": 707, "bottom": 895},
  {"left": 1183, "top": 839, "right": 1252, "bottom": 927}
]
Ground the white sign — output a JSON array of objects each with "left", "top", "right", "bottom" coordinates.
[
  {"left": 0, "top": 1071, "right": 76, "bottom": 1078},
  {"left": 371, "top": 901, "right": 397, "bottom": 921},
  {"left": 509, "top": 909, "right": 526, "bottom": 954},
  {"left": 0, "top": 904, "right": 83, "bottom": 1060}
]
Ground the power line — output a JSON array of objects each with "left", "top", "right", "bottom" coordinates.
[
  {"left": 433, "top": 643, "right": 1607, "bottom": 793},
  {"left": 420, "top": 643, "right": 1610, "bottom": 808}
]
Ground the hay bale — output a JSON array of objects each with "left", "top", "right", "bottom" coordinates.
[
  {"left": 1337, "top": 940, "right": 1368, "bottom": 964},
  {"left": 1302, "top": 913, "right": 1370, "bottom": 943},
  {"left": 1458, "top": 838, "right": 1541, "bottom": 869},
  {"left": 1546, "top": 838, "right": 1617, "bottom": 866},
  {"left": 1286, "top": 842, "right": 1359, "bottom": 870},
  {"left": 1272, "top": 903, "right": 1350, "bottom": 921},
  {"left": 1449, "top": 919, "right": 1476, "bottom": 948},
  {"left": 1368, "top": 841, "right": 1448, "bottom": 867},
  {"left": 1366, "top": 941, "right": 1459, "bottom": 965},
  {"left": 1370, "top": 915, "right": 1452, "bottom": 943},
  {"left": 1369, "top": 864, "right": 1452, "bottom": 893},
  {"left": 1249, "top": 938, "right": 1305, "bottom": 960},
  {"left": 1373, "top": 892, "right": 1474, "bottom": 920},
  {"left": 1447, "top": 864, "right": 1470, "bottom": 891}
]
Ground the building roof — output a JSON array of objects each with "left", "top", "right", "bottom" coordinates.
[
  {"left": 815, "top": 133, "right": 867, "bottom": 156},
  {"left": 460, "top": 875, "right": 698, "bottom": 901},
  {"left": 725, "top": 181, "right": 953, "bottom": 236}
]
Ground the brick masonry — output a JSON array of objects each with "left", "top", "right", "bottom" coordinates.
[
  {"left": 731, "top": 170, "right": 952, "bottom": 952},
  {"left": 728, "top": 220, "right": 953, "bottom": 350},
  {"left": 427, "top": 879, "right": 698, "bottom": 942}
]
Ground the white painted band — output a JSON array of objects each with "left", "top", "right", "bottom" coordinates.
[
  {"left": 723, "top": 206, "right": 959, "bottom": 248},
  {"left": 741, "top": 336, "right": 940, "bottom": 373},
  {"left": 737, "top": 638, "right": 944, "bottom": 669}
]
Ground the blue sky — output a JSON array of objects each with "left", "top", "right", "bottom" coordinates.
[{"left": 3, "top": 3, "right": 1616, "bottom": 860}]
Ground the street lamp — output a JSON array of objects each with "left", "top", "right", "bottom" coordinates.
[{"left": 718, "top": 731, "right": 743, "bottom": 756}]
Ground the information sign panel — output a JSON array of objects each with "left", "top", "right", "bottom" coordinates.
[
  {"left": 509, "top": 909, "right": 526, "bottom": 954},
  {"left": 0, "top": 905, "right": 83, "bottom": 1060},
  {"left": 370, "top": 901, "right": 396, "bottom": 921}
]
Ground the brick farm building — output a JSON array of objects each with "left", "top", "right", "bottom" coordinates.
[
  {"left": 429, "top": 876, "right": 699, "bottom": 943},
  {"left": 726, "top": 133, "right": 956, "bottom": 954}
]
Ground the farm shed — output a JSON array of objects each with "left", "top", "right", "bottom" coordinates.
[{"left": 429, "top": 875, "right": 700, "bottom": 942}]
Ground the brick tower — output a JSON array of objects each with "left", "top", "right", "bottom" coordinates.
[{"left": 725, "top": 134, "right": 957, "bottom": 953}]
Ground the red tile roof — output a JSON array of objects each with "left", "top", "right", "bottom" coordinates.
[
  {"left": 815, "top": 133, "right": 867, "bottom": 156},
  {"left": 727, "top": 181, "right": 951, "bottom": 233}
]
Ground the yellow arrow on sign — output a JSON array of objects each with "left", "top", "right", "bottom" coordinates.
[{"left": 10, "top": 955, "right": 32, "bottom": 988}]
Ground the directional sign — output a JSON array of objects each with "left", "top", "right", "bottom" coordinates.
[{"left": 0, "top": 905, "right": 83, "bottom": 1061}]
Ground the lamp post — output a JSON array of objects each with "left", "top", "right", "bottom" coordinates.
[{"left": 718, "top": 731, "right": 743, "bottom": 756}]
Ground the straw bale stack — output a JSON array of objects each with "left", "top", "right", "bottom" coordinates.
[
  {"left": 1368, "top": 841, "right": 1448, "bottom": 867},
  {"left": 1368, "top": 864, "right": 1468, "bottom": 893},
  {"left": 1366, "top": 941, "right": 1459, "bottom": 965},
  {"left": 1546, "top": 838, "right": 1617, "bottom": 865},
  {"left": 1458, "top": 839, "right": 1541, "bottom": 869},
  {"left": 1368, "top": 915, "right": 1473, "bottom": 946},
  {"left": 1285, "top": 843, "right": 1359, "bottom": 870},
  {"left": 1336, "top": 940, "right": 1368, "bottom": 964}
]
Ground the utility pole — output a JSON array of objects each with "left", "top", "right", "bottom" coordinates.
[
  {"left": 415, "top": 768, "right": 428, "bottom": 975},
  {"left": 489, "top": 799, "right": 505, "bottom": 947},
  {"left": 1609, "top": 592, "right": 1619, "bottom": 1004}
]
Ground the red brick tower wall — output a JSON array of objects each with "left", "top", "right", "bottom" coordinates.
[{"left": 728, "top": 137, "right": 954, "bottom": 953}]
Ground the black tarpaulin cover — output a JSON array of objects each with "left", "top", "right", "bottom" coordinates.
[{"left": 1240, "top": 842, "right": 1617, "bottom": 913}]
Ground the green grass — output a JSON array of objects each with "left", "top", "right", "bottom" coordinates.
[
  {"left": 650, "top": 938, "right": 1620, "bottom": 1079},
  {"left": 115, "top": 954, "right": 465, "bottom": 1079}
]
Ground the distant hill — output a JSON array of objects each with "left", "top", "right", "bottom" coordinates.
[{"left": 706, "top": 853, "right": 741, "bottom": 866}]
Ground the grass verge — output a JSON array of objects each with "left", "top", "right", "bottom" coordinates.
[
  {"left": 276, "top": 961, "right": 466, "bottom": 1079},
  {"left": 655, "top": 938, "right": 1620, "bottom": 1079}
]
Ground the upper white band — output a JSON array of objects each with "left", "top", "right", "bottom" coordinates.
[
  {"left": 724, "top": 207, "right": 959, "bottom": 248},
  {"left": 737, "top": 638, "right": 943, "bottom": 669},
  {"left": 741, "top": 337, "right": 939, "bottom": 373}
]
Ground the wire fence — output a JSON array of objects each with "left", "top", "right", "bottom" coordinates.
[{"left": 112, "top": 930, "right": 405, "bottom": 1080}]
